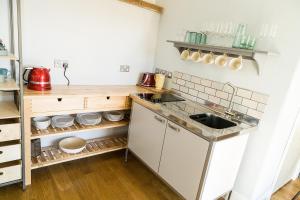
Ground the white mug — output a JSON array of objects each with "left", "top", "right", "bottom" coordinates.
[
  {"left": 202, "top": 52, "right": 214, "bottom": 64},
  {"left": 215, "top": 54, "right": 228, "bottom": 67},
  {"left": 180, "top": 49, "right": 190, "bottom": 60},
  {"left": 229, "top": 56, "right": 243, "bottom": 71},
  {"left": 191, "top": 51, "right": 202, "bottom": 63}
]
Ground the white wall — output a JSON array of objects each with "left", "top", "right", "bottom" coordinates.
[
  {"left": 155, "top": 0, "right": 300, "bottom": 199},
  {"left": 275, "top": 108, "right": 300, "bottom": 190},
  {"left": 21, "top": 0, "right": 160, "bottom": 85},
  {"left": 18, "top": 0, "right": 160, "bottom": 145}
]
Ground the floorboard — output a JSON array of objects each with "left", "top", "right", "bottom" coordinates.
[
  {"left": 0, "top": 151, "right": 182, "bottom": 200},
  {"left": 272, "top": 179, "right": 300, "bottom": 200}
]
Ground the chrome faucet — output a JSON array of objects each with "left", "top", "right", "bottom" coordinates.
[{"left": 224, "top": 82, "right": 236, "bottom": 116}]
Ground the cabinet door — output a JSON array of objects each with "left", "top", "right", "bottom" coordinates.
[
  {"left": 159, "top": 121, "right": 209, "bottom": 200},
  {"left": 128, "top": 102, "right": 167, "bottom": 172}
]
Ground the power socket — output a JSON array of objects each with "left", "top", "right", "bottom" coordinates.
[
  {"left": 120, "top": 65, "right": 130, "bottom": 72},
  {"left": 54, "top": 59, "right": 69, "bottom": 68}
]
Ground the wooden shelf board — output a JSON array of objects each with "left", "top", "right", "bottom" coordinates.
[
  {"left": 119, "top": 0, "right": 163, "bottom": 14},
  {"left": 31, "top": 119, "right": 129, "bottom": 139},
  {"left": 0, "top": 79, "right": 19, "bottom": 91},
  {"left": 31, "top": 135, "right": 127, "bottom": 169},
  {"left": 0, "top": 101, "right": 20, "bottom": 119},
  {"left": 0, "top": 54, "right": 17, "bottom": 61}
]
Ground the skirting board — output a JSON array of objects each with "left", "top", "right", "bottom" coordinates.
[{"left": 231, "top": 188, "right": 274, "bottom": 200}]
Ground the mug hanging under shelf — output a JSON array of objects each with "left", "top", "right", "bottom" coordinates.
[{"left": 167, "top": 40, "right": 279, "bottom": 76}]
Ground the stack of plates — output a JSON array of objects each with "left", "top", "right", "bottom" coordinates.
[
  {"left": 51, "top": 115, "right": 74, "bottom": 128},
  {"left": 76, "top": 113, "right": 102, "bottom": 126},
  {"left": 103, "top": 111, "right": 125, "bottom": 122}
]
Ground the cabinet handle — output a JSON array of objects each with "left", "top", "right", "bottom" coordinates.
[
  {"left": 154, "top": 116, "right": 165, "bottom": 124},
  {"left": 106, "top": 96, "right": 111, "bottom": 100},
  {"left": 0, "top": 172, "right": 3, "bottom": 176},
  {"left": 168, "top": 123, "right": 180, "bottom": 132},
  {"left": 0, "top": 129, "right": 1, "bottom": 133},
  {"left": 0, "top": 151, "right": 2, "bottom": 155},
  {"left": 57, "top": 98, "right": 62, "bottom": 102}
]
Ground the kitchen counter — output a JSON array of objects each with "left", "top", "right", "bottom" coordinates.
[
  {"left": 24, "top": 85, "right": 157, "bottom": 98},
  {"left": 130, "top": 93, "right": 258, "bottom": 141}
]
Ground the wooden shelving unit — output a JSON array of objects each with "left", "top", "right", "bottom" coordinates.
[
  {"left": 0, "top": 101, "right": 20, "bottom": 119},
  {"left": 31, "top": 135, "right": 127, "bottom": 169},
  {"left": 31, "top": 119, "right": 129, "bottom": 139},
  {"left": 0, "top": 54, "right": 17, "bottom": 61},
  {"left": 0, "top": 79, "right": 20, "bottom": 91},
  {"left": 118, "top": 0, "right": 163, "bottom": 14}
]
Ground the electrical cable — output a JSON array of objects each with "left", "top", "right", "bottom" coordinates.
[{"left": 63, "top": 63, "right": 70, "bottom": 86}]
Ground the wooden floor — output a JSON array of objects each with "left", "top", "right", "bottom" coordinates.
[
  {"left": 0, "top": 151, "right": 183, "bottom": 200},
  {"left": 272, "top": 179, "right": 300, "bottom": 200}
]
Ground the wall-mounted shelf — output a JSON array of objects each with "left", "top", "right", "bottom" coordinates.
[
  {"left": 167, "top": 40, "right": 279, "bottom": 75},
  {"left": 119, "top": 0, "right": 163, "bottom": 14}
]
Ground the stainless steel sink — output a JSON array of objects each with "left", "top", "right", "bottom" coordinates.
[{"left": 189, "top": 113, "right": 237, "bottom": 129}]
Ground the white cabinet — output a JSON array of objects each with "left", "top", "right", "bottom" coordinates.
[
  {"left": 128, "top": 103, "right": 167, "bottom": 172},
  {"left": 159, "top": 121, "right": 209, "bottom": 200}
]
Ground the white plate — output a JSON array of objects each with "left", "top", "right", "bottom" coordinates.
[
  {"left": 103, "top": 111, "right": 125, "bottom": 122},
  {"left": 59, "top": 137, "right": 86, "bottom": 154},
  {"left": 76, "top": 113, "right": 102, "bottom": 126},
  {"left": 52, "top": 115, "right": 74, "bottom": 128}
]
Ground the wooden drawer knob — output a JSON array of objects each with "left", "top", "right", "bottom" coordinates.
[
  {"left": 0, "top": 151, "right": 3, "bottom": 155},
  {"left": 0, "top": 172, "right": 3, "bottom": 176},
  {"left": 0, "top": 129, "right": 1, "bottom": 133},
  {"left": 57, "top": 98, "right": 63, "bottom": 102},
  {"left": 106, "top": 96, "right": 111, "bottom": 100}
]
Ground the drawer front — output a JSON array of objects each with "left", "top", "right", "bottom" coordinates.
[
  {"left": 0, "top": 164, "right": 22, "bottom": 184},
  {"left": 0, "top": 144, "right": 21, "bottom": 163},
  {"left": 0, "top": 123, "right": 21, "bottom": 142},
  {"left": 32, "top": 97, "right": 85, "bottom": 113},
  {"left": 86, "top": 96, "right": 128, "bottom": 110}
]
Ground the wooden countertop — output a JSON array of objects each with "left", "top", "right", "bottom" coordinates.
[{"left": 24, "top": 85, "right": 164, "bottom": 99}]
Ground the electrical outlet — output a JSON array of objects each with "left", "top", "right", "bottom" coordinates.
[
  {"left": 54, "top": 59, "right": 68, "bottom": 68},
  {"left": 120, "top": 65, "right": 130, "bottom": 72}
]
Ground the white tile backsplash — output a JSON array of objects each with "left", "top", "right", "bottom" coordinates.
[
  {"left": 237, "top": 88, "right": 252, "bottom": 99},
  {"left": 205, "top": 87, "right": 216, "bottom": 96},
  {"left": 182, "top": 74, "right": 191, "bottom": 81},
  {"left": 201, "top": 79, "right": 212, "bottom": 87},
  {"left": 251, "top": 92, "right": 269, "bottom": 104},
  {"left": 216, "top": 91, "right": 229, "bottom": 100},
  {"left": 195, "top": 84, "right": 205, "bottom": 92},
  {"left": 191, "top": 76, "right": 201, "bottom": 84},
  {"left": 185, "top": 81, "right": 195, "bottom": 88},
  {"left": 172, "top": 71, "right": 269, "bottom": 120}
]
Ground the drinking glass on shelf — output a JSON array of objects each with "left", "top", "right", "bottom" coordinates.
[{"left": 189, "top": 32, "right": 198, "bottom": 44}]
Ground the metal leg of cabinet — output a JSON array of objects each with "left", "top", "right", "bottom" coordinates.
[{"left": 125, "top": 148, "right": 129, "bottom": 163}]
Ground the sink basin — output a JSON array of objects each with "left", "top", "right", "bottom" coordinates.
[{"left": 189, "top": 113, "right": 236, "bottom": 129}]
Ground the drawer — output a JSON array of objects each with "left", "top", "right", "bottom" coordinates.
[
  {"left": 0, "top": 120, "right": 20, "bottom": 142},
  {"left": 32, "top": 97, "right": 85, "bottom": 113},
  {"left": 0, "top": 144, "right": 21, "bottom": 163},
  {"left": 0, "top": 164, "right": 21, "bottom": 184},
  {"left": 86, "top": 96, "right": 128, "bottom": 110}
]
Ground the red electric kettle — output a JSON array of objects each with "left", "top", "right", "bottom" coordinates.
[{"left": 23, "top": 67, "right": 51, "bottom": 91}]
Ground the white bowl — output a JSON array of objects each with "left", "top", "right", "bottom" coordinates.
[
  {"left": 33, "top": 116, "right": 51, "bottom": 130},
  {"left": 104, "top": 111, "right": 125, "bottom": 122},
  {"left": 59, "top": 137, "right": 86, "bottom": 154}
]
